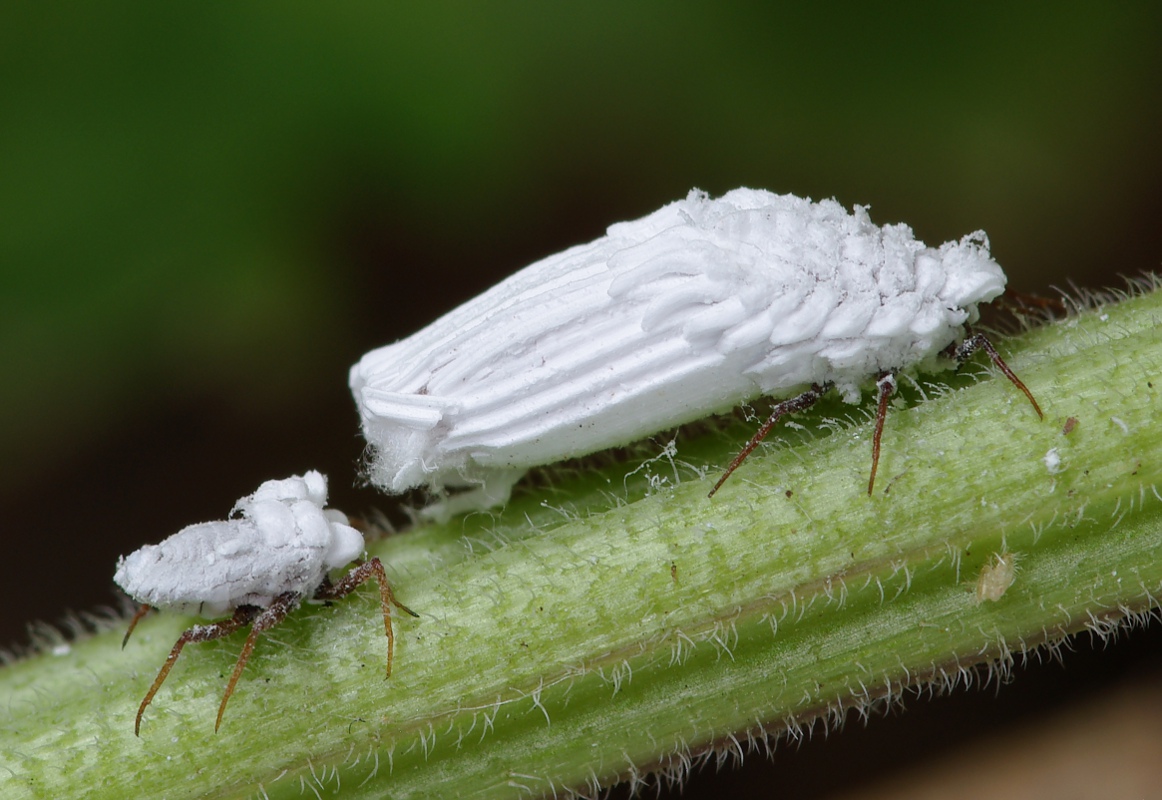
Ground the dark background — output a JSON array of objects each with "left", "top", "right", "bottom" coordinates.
[{"left": 2, "top": 5, "right": 1160, "bottom": 797}]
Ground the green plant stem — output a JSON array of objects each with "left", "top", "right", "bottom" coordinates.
[{"left": 3, "top": 285, "right": 1161, "bottom": 799}]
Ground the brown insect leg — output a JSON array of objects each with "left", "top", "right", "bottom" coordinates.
[
  {"left": 122, "top": 604, "right": 153, "bottom": 649},
  {"left": 215, "top": 591, "right": 300, "bottom": 732},
  {"left": 709, "top": 383, "right": 832, "bottom": 498},
  {"left": 315, "top": 557, "right": 419, "bottom": 679},
  {"left": 951, "top": 332, "right": 1044, "bottom": 419},
  {"left": 868, "top": 372, "right": 897, "bottom": 496},
  {"left": 135, "top": 604, "right": 261, "bottom": 736}
]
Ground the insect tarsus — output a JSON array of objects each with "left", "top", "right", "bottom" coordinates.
[
  {"left": 125, "top": 557, "right": 418, "bottom": 735},
  {"left": 709, "top": 331, "right": 1043, "bottom": 498}
]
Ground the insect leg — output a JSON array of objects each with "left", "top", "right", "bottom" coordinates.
[
  {"left": 315, "top": 557, "right": 418, "bottom": 679},
  {"left": 709, "top": 383, "right": 833, "bottom": 498},
  {"left": 950, "top": 332, "right": 1043, "bottom": 419},
  {"left": 868, "top": 372, "right": 897, "bottom": 496},
  {"left": 122, "top": 604, "right": 153, "bottom": 649},
  {"left": 215, "top": 591, "right": 301, "bottom": 732},
  {"left": 135, "top": 605, "right": 260, "bottom": 736}
]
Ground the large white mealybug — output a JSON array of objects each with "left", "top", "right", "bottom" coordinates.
[
  {"left": 350, "top": 188, "right": 1041, "bottom": 515},
  {"left": 115, "top": 471, "right": 417, "bottom": 734}
]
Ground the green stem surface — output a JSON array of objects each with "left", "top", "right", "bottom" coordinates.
[{"left": 3, "top": 285, "right": 1161, "bottom": 799}]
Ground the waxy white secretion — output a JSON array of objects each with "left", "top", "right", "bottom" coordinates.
[
  {"left": 350, "top": 188, "right": 1035, "bottom": 513},
  {"left": 116, "top": 471, "right": 416, "bottom": 734},
  {"left": 115, "top": 471, "right": 363, "bottom": 615}
]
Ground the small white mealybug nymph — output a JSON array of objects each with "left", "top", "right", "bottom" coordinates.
[
  {"left": 975, "top": 552, "right": 1019, "bottom": 603},
  {"left": 115, "top": 471, "right": 417, "bottom": 734},
  {"left": 350, "top": 188, "right": 1041, "bottom": 515}
]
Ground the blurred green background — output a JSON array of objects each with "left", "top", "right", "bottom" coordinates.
[{"left": 2, "top": 4, "right": 1159, "bottom": 796}]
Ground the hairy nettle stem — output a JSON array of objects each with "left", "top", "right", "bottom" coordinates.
[{"left": 2, "top": 281, "right": 1161, "bottom": 800}]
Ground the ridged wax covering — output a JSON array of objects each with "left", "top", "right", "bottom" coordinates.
[{"left": 350, "top": 188, "right": 1005, "bottom": 506}]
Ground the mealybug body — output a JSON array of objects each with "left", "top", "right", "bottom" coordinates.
[
  {"left": 350, "top": 188, "right": 1040, "bottom": 514},
  {"left": 115, "top": 471, "right": 416, "bottom": 734}
]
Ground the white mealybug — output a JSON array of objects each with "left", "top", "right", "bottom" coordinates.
[
  {"left": 115, "top": 471, "right": 417, "bottom": 734},
  {"left": 350, "top": 188, "right": 1041, "bottom": 515},
  {"left": 975, "top": 552, "right": 1019, "bottom": 603}
]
